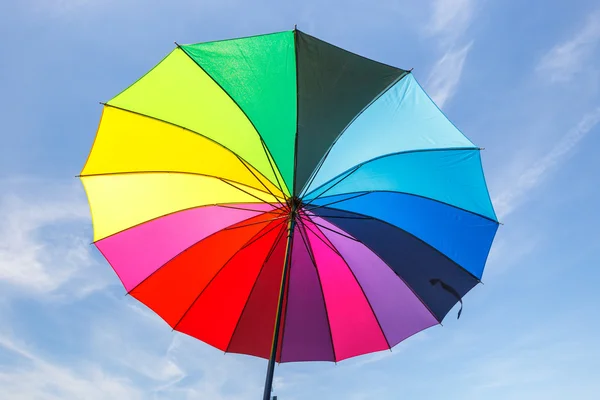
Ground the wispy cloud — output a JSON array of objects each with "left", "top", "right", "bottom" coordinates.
[
  {"left": 537, "top": 11, "right": 600, "bottom": 83},
  {"left": 422, "top": 0, "right": 476, "bottom": 108},
  {"left": 0, "top": 289, "right": 262, "bottom": 400},
  {"left": 493, "top": 107, "right": 600, "bottom": 218},
  {"left": 425, "top": 42, "right": 473, "bottom": 107},
  {"left": 0, "top": 333, "right": 144, "bottom": 400},
  {"left": 0, "top": 179, "right": 111, "bottom": 298},
  {"left": 425, "top": 0, "right": 475, "bottom": 43},
  {"left": 91, "top": 326, "right": 186, "bottom": 387},
  {"left": 155, "top": 335, "right": 264, "bottom": 400}
]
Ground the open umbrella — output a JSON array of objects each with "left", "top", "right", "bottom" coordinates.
[{"left": 80, "top": 29, "right": 499, "bottom": 399}]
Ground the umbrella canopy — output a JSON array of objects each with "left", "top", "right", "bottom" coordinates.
[{"left": 80, "top": 29, "right": 499, "bottom": 399}]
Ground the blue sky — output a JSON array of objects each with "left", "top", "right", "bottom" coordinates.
[{"left": 1, "top": 0, "right": 599, "bottom": 399}]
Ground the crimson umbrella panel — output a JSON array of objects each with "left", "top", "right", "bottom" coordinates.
[{"left": 80, "top": 29, "right": 499, "bottom": 399}]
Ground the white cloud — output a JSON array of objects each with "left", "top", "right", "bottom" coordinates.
[
  {"left": 493, "top": 107, "right": 600, "bottom": 219},
  {"left": 0, "top": 334, "right": 144, "bottom": 400},
  {"left": 0, "top": 178, "right": 112, "bottom": 298},
  {"left": 425, "top": 42, "right": 473, "bottom": 108},
  {"left": 425, "top": 0, "right": 475, "bottom": 43},
  {"left": 422, "top": 0, "right": 476, "bottom": 108},
  {"left": 91, "top": 325, "right": 186, "bottom": 386},
  {"left": 84, "top": 295, "right": 266, "bottom": 400},
  {"left": 537, "top": 11, "right": 600, "bottom": 83},
  {"left": 0, "top": 288, "right": 263, "bottom": 400}
]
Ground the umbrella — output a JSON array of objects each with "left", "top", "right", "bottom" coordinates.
[{"left": 80, "top": 28, "right": 499, "bottom": 399}]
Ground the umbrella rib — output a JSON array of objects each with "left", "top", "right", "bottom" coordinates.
[
  {"left": 304, "top": 217, "right": 392, "bottom": 350},
  {"left": 171, "top": 219, "right": 283, "bottom": 333},
  {"left": 298, "top": 216, "right": 353, "bottom": 254},
  {"left": 176, "top": 44, "right": 291, "bottom": 196},
  {"left": 299, "top": 72, "right": 410, "bottom": 197},
  {"left": 299, "top": 214, "right": 360, "bottom": 242},
  {"left": 92, "top": 202, "right": 278, "bottom": 244},
  {"left": 304, "top": 214, "right": 372, "bottom": 220},
  {"left": 223, "top": 214, "right": 289, "bottom": 230},
  {"left": 98, "top": 104, "right": 286, "bottom": 198},
  {"left": 309, "top": 189, "right": 500, "bottom": 225},
  {"left": 80, "top": 170, "right": 284, "bottom": 201},
  {"left": 124, "top": 214, "right": 279, "bottom": 296},
  {"left": 305, "top": 214, "right": 442, "bottom": 325},
  {"left": 260, "top": 138, "right": 288, "bottom": 198},
  {"left": 235, "top": 154, "right": 285, "bottom": 208},
  {"left": 301, "top": 165, "right": 361, "bottom": 209},
  {"left": 216, "top": 204, "right": 281, "bottom": 213},
  {"left": 225, "top": 224, "right": 288, "bottom": 353},
  {"left": 238, "top": 219, "right": 288, "bottom": 253},
  {"left": 295, "top": 219, "right": 338, "bottom": 362},
  {"left": 302, "top": 192, "right": 370, "bottom": 213},
  {"left": 218, "top": 178, "right": 282, "bottom": 206},
  {"left": 302, "top": 146, "right": 483, "bottom": 205},
  {"left": 263, "top": 225, "right": 290, "bottom": 269}
]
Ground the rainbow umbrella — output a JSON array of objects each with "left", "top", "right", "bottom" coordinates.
[{"left": 80, "top": 29, "right": 499, "bottom": 399}]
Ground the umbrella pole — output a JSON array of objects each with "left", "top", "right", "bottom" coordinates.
[{"left": 262, "top": 216, "right": 296, "bottom": 400}]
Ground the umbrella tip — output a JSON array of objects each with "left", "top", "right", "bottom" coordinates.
[{"left": 294, "top": 24, "right": 297, "bottom": 30}]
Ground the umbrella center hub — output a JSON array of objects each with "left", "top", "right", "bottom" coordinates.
[{"left": 286, "top": 196, "right": 303, "bottom": 219}]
